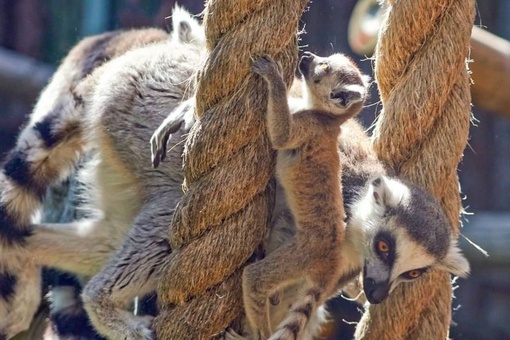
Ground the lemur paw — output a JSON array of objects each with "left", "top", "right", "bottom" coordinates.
[
  {"left": 251, "top": 55, "right": 281, "bottom": 78},
  {"left": 124, "top": 315, "right": 155, "bottom": 340},
  {"left": 223, "top": 328, "right": 251, "bottom": 340},
  {"left": 150, "top": 118, "right": 183, "bottom": 168},
  {"left": 150, "top": 98, "right": 195, "bottom": 168}
]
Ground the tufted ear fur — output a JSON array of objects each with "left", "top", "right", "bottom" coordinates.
[
  {"left": 436, "top": 239, "right": 470, "bottom": 278},
  {"left": 371, "top": 176, "right": 409, "bottom": 208},
  {"left": 171, "top": 5, "right": 205, "bottom": 45}
]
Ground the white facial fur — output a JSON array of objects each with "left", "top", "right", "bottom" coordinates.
[{"left": 349, "top": 175, "right": 470, "bottom": 303}]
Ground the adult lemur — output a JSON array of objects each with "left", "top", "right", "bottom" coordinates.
[
  {"left": 0, "top": 7, "right": 469, "bottom": 340},
  {"left": 0, "top": 6, "right": 204, "bottom": 339}
]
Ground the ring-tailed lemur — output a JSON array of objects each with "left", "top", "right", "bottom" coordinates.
[
  {"left": 0, "top": 6, "right": 205, "bottom": 339},
  {"left": 238, "top": 53, "right": 368, "bottom": 340},
  {"left": 152, "top": 57, "right": 470, "bottom": 339}
]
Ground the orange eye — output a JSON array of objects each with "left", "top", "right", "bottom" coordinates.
[
  {"left": 377, "top": 240, "right": 389, "bottom": 253},
  {"left": 407, "top": 270, "right": 422, "bottom": 279}
]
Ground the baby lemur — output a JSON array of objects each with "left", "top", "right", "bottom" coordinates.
[
  {"left": 220, "top": 53, "right": 470, "bottom": 339},
  {"left": 241, "top": 53, "right": 368, "bottom": 340}
]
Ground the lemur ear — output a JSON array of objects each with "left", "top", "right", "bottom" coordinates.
[
  {"left": 371, "top": 176, "right": 409, "bottom": 208},
  {"left": 178, "top": 21, "right": 193, "bottom": 43},
  {"left": 437, "top": 239, "right": 470, "bottom": 278},
  {"left": 171, "top": 5, "right": 204, "bottom": 45}
]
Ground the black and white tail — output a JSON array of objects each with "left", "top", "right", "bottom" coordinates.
[{"left": 0, "top": 28, "right": 167, "bottom": 339}]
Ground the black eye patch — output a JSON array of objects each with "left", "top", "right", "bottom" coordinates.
[
  {"left": 374, "top": 231, "right": 396, "bottom": 266},
  {"left": 400, "top": 267, "right": 428, "bottom": 280}
]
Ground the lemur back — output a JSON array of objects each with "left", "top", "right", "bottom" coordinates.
[{"left": 242, "top": 53, "right": 368, "bottom": 340}]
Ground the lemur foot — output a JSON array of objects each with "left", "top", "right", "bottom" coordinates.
[
  {"left": 251, "top": 55, "right": 282, "bottom": 78},
  {"left": 123, "top": 314, "right": 155, "bottom": 340},
  {"left": 150, "top": 98, "right": 195, "bottom": 168},
  {"left": 223, "top": 328, "right": 251, "bottom": 340},
  {"left": 150, "top": 117, "right": 183, "bottom": 168}
]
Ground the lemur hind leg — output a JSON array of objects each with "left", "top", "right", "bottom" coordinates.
[
  {"left": 29, "top": 218, "right": 126, "bottom": 277},
  {"left": 82, "top": 200, "right": 174, "bottom": 340},
  {"left": 243, "top": 240, "right": 321, "bottom": 340},
  {"left": 269, "top": 265, "right": 336, "bottom": 340}
]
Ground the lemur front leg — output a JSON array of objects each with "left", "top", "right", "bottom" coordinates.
[
  {"left": 241, "top": 56, "right": 314, "bottom": 339},
  {"left": 150, "top": 98, "right": 196, "bottom": 168},
  {"left": 251, "top": 55, "right": 313, "bottom": 150}
]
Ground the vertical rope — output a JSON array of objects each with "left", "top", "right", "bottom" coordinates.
[
  {"left": 154, "top": 1, "right": 309, "bottom": 338},
  {"left": 355, "top": 0, "right": 475, "bottom": 338}
]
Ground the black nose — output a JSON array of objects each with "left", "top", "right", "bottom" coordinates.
[
  {"left": 298, "top": 52, "right": 314, "bottom": 75},
  {"left": 363, "top": 278, "right": 390, "bottom": 304},
  {"left": 330, "top": 90, "right": 363, "bottom": 107}
]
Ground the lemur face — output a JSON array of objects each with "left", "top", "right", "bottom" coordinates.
[
  {"left": 298, "top": 52, "right": 370, "bottom": 116},
  {"left": 350, "top": 176, "right": 470, "bottom": 304}
]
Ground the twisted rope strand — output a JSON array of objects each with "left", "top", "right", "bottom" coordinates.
[
  {"left": 155, "top": 1, "right": 309, "bottom": 338},
  {"left": 355, "top": 0, "right": 475, "bottom": 338}
]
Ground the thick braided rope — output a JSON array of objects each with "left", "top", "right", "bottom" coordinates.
[
  {"left": 355, "top": 0, "right": 475, "bottom": 339},
  {"left": 154, "top": 1, "right": 309, "bottom": 338}
]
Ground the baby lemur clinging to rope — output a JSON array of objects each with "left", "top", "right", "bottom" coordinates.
[{"left": 242, "top": 53, "right": 368, "bottom": 340}]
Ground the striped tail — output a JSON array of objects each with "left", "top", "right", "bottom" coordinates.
[
  {"left": 0, "top": 57, "right": 89, "bottom": 338},
  {"left": 0, "top": 79, "right": 87, "bottom": 249},
  {"left": 0, "top": 28, "right": 170, "bottom": 250},
  {"left": 269, "top": 287, "right": 324, "bottom": 340}
]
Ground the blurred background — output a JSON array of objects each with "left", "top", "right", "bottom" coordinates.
[{"left": 0, "top": 0, "right": 509, "bottom": 339}]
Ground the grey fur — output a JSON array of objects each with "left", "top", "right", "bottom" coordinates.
[{"left": 0, "top": 6, "right": 205, "bottom": 339}]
